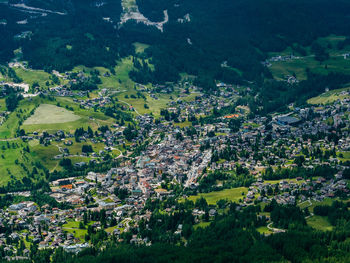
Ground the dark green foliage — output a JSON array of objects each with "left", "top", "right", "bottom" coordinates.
[
  {"left": 5, "top": 92, "right": 22, "bottom": 112},
  {"left": 82, "top": 145, "right": 93, "bottom": 153},
  {"left": 59, "top": 158, "right": 72, "bottom": 169},
  {"left": 314, "top": 201, "right": 350, "bottom": 225},
  {"left": 262, "top": 165, "right": 337, "bottom": 180},
  {"left": 123, "top": 124, "right": 138, "bottom": 141}
]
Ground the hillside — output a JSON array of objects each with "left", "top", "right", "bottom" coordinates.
[{"left": 1, "top": 0, "right": 350, "bottom": 85}]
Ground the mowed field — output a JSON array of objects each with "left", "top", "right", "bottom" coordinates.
[
  {"left": 184, "top": 187, "right": 248, "bottom": 205},
  {"left": 23, "top": 104, "right": 81, "bottom": 125},
  {"left": 21, "top": 97, "right": 114, "bottom": 134}
]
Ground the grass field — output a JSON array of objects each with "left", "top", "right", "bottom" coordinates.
[
  {"left": 62, "top": 221, "right": 88, "bottom": 240},
  {"left": 185, "top": 187, "right": 248, "bottom": 205},
  {"left": 30, "top": 144, "right": 61, "bottom": 171},
  {"left": 14, "top": 68, "right": 57, "bottom": 88},
  {"left": 23, "top": 104, "right": 81, "bottom": 125},
  {"left": 21, "top": 97, "right": 114, "bottom": 134},
  {"left": 118, "top": 93, "right": 172, "bottom": 116},
  {"left": 193, "top": 221, "right": 211, "bottom": 230},
  {"left": 307, "top": 216, "right": 333, "bottom": 231},
  {"left": 269, "top": 35, "right": 350, "bottom": 80},
  {"left": 264, "top": 178, "right": 305, "bottom": 186},
  {"left": 338, "top": 151, "right": 350, "bottom": 162},
  {"left": 0, "top": 140, "right": 29, "bottom": 185},
  {"left": 0, "top": 98, "right": 38, "bottom": 138},
  {"left": 307, "top": 87, "right": 350, "bottom": 105},
  {"left": 270, "top": 55, "right": 350, "bottom": 80},
  {"left": 0, "top": 98, "right": 6, "bottom": 111},
  {"left": 298, "top": 198, "right": 335, "bottom": 213},
  {"left": 0, "top": 95, "right": 116, "bottom": 180},
  {"left": 256, "top": 226, "right": 273, "bottom": 235}
]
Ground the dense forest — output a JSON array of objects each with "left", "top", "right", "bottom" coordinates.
[{"left": 1, "top": 0, "right": 350, "bottom": 84}]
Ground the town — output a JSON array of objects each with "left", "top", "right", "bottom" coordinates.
[{"left": 0, "top": 73, "right": 349, "bottom": 260}]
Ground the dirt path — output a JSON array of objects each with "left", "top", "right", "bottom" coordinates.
[{"left": 267, "top": 222, "right": 286, "bottom": 233}]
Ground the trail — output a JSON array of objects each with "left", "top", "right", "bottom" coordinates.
[
  {"left": 267, "top": 222, "right": 286, "bottom": 233},
  {"left": 9, "top": 3, "right": 67, "bottom": 15},
  {"left": 0, "top": 138, "right": 19, "bottom": 142}
]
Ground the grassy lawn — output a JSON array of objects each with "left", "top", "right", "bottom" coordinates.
[
  {"left": 264, "top": 178, "right": 305, "bottom": 185},
  {"left": 269, "top": 35, "right": 350, "bottom": 81},
  {"left": 298, "top": 198, "right": 335, "bottom": 212},
  {"left": 270, "top": 56, "right": 350, "bottom": 80},
  {"left": 243, "top": 122, "right": 260, "bottom": 128},
  {"left": 30, "top": 144, "right": 61, "bottom": 171},
  {"left": 185, "top": 187, "right": 248, "bottom": 205},
  {"left": 174, "top": 121, "right": 192, "bottom": 128},
  {"left": 0, "top": 140, "right": 31, "bottom": 185},
  {"left": 118, "top": 93, "right": 172, "bottom": 117},
  {"left": 0, "top": 98, "right": 6, "bottom": 111},
  {"left": 193, "top": 221, "right": 211, "bottom": 230},
  {"left": 307, "top": 87, "right": 350, "bottom": 105},
  {"left": 105, "top": 225, "right": 124, "bottom": 233},
  {"left": 14, "top": 68, "right": 55, "bottom": 88},
  {"left": 0, "top": 98, "right": 38, "bottom": 138},
  {"left": 337, "top": 151, "right": 350, "bottom": 162},
  {"left": 62, "top": 221, "right": 88, "bottom": 240},
  {"left": 307, "top": 216, "right": 333, "bottom": 231},
  {"left": 256, "top": 226, "right": 273, "bottom": 235}
]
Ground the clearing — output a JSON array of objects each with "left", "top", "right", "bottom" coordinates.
[
  {"left": 307, "top": 216, "right": 333, "bottom": 231},
  {"left": 184, "top": 187, "right": 248, "bottom": 205},
  {"left": 307, "top": 87, "right": 350, "bottom": 105},
  {"left": 23, "top": 104, "right": 80, "bottom": 125}
]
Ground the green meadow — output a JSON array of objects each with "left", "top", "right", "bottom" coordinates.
[
  {"left": 184, "top": 187, "right": 248, "bottom": 205},
  {"left": 269, "top": 35, "right": 350, "bottom": 80},
  {"left": 21, "top": 97, "right": 114, "bottom": 134},
  {"left": 0, "top": 140, "right": 30, "bottom": 185},
  {"left": 307, "top": 87, "right": 350, "bottom": 105},
  {"left": 24, "top": 104, "right": 81, "bottom": 125},
  {"left": 307, "top": 216, "right": 333, "bottom": 231}
]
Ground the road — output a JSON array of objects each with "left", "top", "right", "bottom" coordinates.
[
  {"left": 267, "top": 222, "right": 286, "bottom": 233},
  {"left": 184, "top": 149, "right": 212, "bottom": 187}
]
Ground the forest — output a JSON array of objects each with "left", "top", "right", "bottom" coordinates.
[{"left": 2, "top": 0, "right": 350, "bottom": 85}]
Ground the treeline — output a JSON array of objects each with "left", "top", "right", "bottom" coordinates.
[
  {"left": 254, "top": 71, "right": 350, "bottom": 115},
  {"left": 314, "top": 201, "right": 350, "bottom": 226},
  {"left": 262, "top": 165, "right": 337, "bottom": 180}
]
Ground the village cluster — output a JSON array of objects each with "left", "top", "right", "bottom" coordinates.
[{"left": 0, "top": 76, "right": 349, "bottom": 259}]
